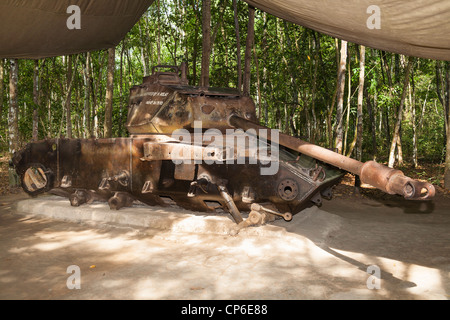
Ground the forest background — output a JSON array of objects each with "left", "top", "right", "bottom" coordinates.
[{"left": 1, "top": 0, "right": 449, "bottom": 194}]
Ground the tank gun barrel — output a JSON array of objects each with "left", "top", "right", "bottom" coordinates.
[{"left": 228, "top": 114, "right": 435, "bottom": 200}]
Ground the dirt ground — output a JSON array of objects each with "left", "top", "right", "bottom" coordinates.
[{"left": 0, "top": 178, "right": 449, "bottom": 301}]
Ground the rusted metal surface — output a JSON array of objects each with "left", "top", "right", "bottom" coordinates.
[
  {"left": 359, "top": 161, "right": 435, "bottom": 199},
  {"left": 250, "top": 203, "right": 292, "bottom": 221},
  {"left": 11, "top": 64, "right": 436, "bottom": 234},
  {"left": 13, "top": 135, "right": 341, "bottom": 224},
  {"left": 227, "top": 114, "right": 435, "bottom": 200},
  {"left": 217, "top": 183, "right": 244, "bottom": 224},
  {"left": 126, "top": 65, "right": 255, "bottom": 135}
]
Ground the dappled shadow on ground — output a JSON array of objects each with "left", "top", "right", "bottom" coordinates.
[
  {"left": 272, "top": 205, "right": 449, "bottom": 299},
  {"left": 1, "top": 187, "right": 449, "bottom": 300},
  {"left": 291, "top": 179, "right": 450, "bottom": 299},
  {"left": 0, "top": 209, "right": 366, "bottom": 300}
]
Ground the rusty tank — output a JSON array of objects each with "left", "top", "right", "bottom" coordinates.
[{"left": 11, "top": 64, "right": 436, "bottom": 234}]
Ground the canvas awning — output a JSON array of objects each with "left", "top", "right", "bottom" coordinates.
[
  {"left": 0, "top": 0, "right": 154, "bottom": 59},
  {"left": 1, "top": 0, "right": 449, "bottom": 61},
  {"left": 244, "top": 0, "right": 450, "bottom": 61}
]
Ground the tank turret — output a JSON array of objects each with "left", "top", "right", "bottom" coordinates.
[{"left": 126, "top": 64, "right": 256, "bottom": 134}]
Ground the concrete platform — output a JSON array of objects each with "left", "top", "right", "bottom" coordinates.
[
  {"left": 14, "top": 195, "right": 239, "bottom": 235},
  {"left": 13, "top": 195, "right": 296, "bottom": 237}
]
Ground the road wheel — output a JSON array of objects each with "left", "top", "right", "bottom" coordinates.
[{"left": 21, "top": 163, "right": 54, "bottom": 196}]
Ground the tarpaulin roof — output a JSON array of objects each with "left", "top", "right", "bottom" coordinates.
[
  {"left": 0, "top": 0, "right": 154, "bottom": 59},
  {"left": 0, "top": 0, "right": 449, "bottom": 61},
  {"left": 245, "top": 0, "right": 450, "bottom": 61}
]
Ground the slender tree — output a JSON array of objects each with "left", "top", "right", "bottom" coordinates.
[
  {"left": 436, "top": 61, "right": 450, "bottom": 189},
  {"left": 157, "top": 0, "right": 161, "bottom": 65},
  {"left": 32, "top": 60, "right": 40, "bottom": 141},
  {"left": 0, "top": 59, "right": 4, "bottom": 122},
  {"left": 335, "top": 40, "right": 347, "bottom": 154},
  {"left": 348, "top": 45, "right": 366, "bottom": 191},
  {"left": 104, "top": 47, "right": 115, "bottom": 138},
  {"left": 343, "top": 59, "right": 351, "bottom": 155},
  {"left": 83, "top": 52, "right": 91, "bottom": 138},
  {"left": 65, "top": 56, "right": 73, "bottom": 138},
  {"left": 380, "top": 51, "right": 393, "bottom": 148},
  {"left": 8, "top": 59, "right": 19, "bottom": 155},
  {"left": 61, "top": 55, "right": 78, "bottom": 138},
  {"left": 253, "top": 39, "right": 262, "bottom": 120},
  {"left": 410, "top": 66, "right": 418, "bottom": 168},
  {"left": 365, "top": 86, "right": 377, "bottom": 160},
  {"left": 356, "top": 45, "right": 366, "bottom": 162},
  {"left": 200, "top": 0, "right": 211, "bottom": 88},
  {"left": 242, "top": 5, "right": 255, "bottom": 96},
  {"left": 282, "top": 21, "right": 300, "bottom": 136},
  {"left": 388, "top": 56, "right": 413, "bottom": 168},
  {"left": 233, "top": 0, "right": 242, "bottom": 93}
]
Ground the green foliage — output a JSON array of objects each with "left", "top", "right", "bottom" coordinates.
[{"left": 0, "top": 0, "right": 448, "bottom": 168}]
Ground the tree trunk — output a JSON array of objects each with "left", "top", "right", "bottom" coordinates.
[
  {"left": 61, "top": 55, "right": 79, "bottom": 139},
  {"left": 343, "top": 60, "right": 351, "bottom": 155},
  {"left": 0, "top": 59, "right": 4, "bottom": 120},
  {"left": 138, "top": 21, "right": 149, "bottom": 77},
  {"left": 417, "top": 81, "right": 431, "bottom": 136},
  {"left": 104, "top": 47, "right": 115, "bottom": 139},
  {"left": 334, "top": 40, "right": 347, "bottom": 154},
  {"left": 200, "top": 0, "right": 211, "bottom": 88},
  {"left": 326, "top": 40, "right": 340, "bottom": 148},
  {"left": 327, "top": 87, "right": 337, "bottom": 148},
  {"left": 308, "top": 31, "right": 320, "bottom": 143},
  {"left": 397, "top": 130, "right": 404, "bottom": 166},
  {"left": 232, "top": 0, "right": 242, "bottom": 93},
  {"left": 32, "top": 60, "right": 40, "bottom": 141},
  {"left": 8, "top": 59, "right": 19, "bottom": 155},
  {"left": 46, "top": 69, "right": 53, "bottom": 138},
  {"left": 380, "top": 51, "right": 393, "bottom": 148},
  {"left": 365, "top": 87, "right": 377, "bottom": 160},
  {"left": 445, "top": 131, "right": 450, "bottom": 190},
  {"left": 157, "top": 0, "right": 161, "bottom": 65},
  {"left": 220, "top": 20, "right": 230, "bottom": 85},
  {"left": 118, "top": 45, "right": 125, "bottom": 137},
  {"left": 444, "top": 62, "right": 450, "bottom": 190},
  {"left": 261, "top": 12, "right": 269, "bottom": 126},
  {"left": 388, "top": 56, "right": 413, "bottom": 168},
  {"left": 83, "top": 52, "right": 91, "bottom": 138},
  {"left": 91, "top": 52, "right": 104, "bottom": 138},
  {"left": 242, "top": 5, "right": 255, "bottom": 96},
  {"left": 282, "top": 21, "right": 300, "bottom": 138},
  {"left": 253, "top": 41, "right": 262, "bottom": 121},
  {"left": 346, "top": 46, "right": 366, "bottom": 159},
  {"left": 410, "top": 69, "right": 418, "bottom": 168},
  {"left": 66, "top": 56, "right": 73, "bottom": 138},
  {"left": 356, "top": 45, "right": 365, "bottom": 161},
  {"left": 191, "top": 29, "right": 199, "bottom": 85},
  {"left": 437, "top": 61, "right": 450, "bottom": 190},
  {"left": 210, "top": 0, "right": 226, "bottom": 54}
]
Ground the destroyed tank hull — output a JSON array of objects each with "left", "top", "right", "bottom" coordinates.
[
  {"left": 11, "top": 64, "right": 435, "bottom": 233},
  {"left": 12, "top": 136, "right": 343, "bottom": 223}
]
